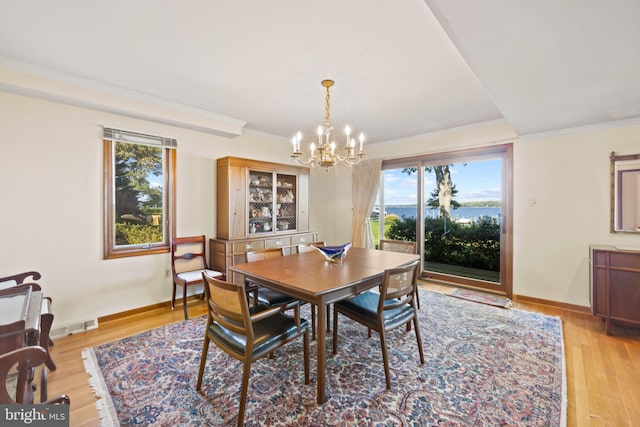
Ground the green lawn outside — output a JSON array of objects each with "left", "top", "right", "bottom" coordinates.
[{"left": 370, "top": 219, "right": 392, "bottom": 246}]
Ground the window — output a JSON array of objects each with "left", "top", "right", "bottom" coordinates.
[{"left": 103, "top": 128, "right": 176, "bottom": 259}]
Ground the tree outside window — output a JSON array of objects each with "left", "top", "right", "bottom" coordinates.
[{"left": 103, "top": 129, "right": 176, "bottom": 259}]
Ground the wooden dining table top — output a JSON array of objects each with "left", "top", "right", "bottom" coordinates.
[{"left": 230, "top": 246, "right": 420, "bottom": 300}]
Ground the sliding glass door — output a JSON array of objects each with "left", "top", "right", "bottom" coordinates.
[{"left": 378, "top": 144, "right": 512, "bottom": 296}]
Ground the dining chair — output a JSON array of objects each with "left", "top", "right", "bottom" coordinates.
[
  {"left": 332, "top": 259, "right": 424, "bottom": 390},
  {"left": 171, "top": 235, "right": 223, "bottom": 320},
  {"left": 196, "top": 272, "right": 310, "bottom": 427},
  {"left": 244, "top": 248, "right": 298, "bottom": 308},
  {"left": 379, "top": 239, "right": 420, "bottom": 309},
  {"left": 296, "top": 242, "right": 331, "bottom": 339}
]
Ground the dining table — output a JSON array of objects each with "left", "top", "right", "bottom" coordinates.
[{"left": 229, "top": 246, "right": 420, "bottom": 404}]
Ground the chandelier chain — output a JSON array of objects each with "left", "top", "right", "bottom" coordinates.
[{"left": 325, "top": 85, "right": 331, "bottom": 128}]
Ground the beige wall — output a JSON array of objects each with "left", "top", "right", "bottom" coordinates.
[
  {"left": 514, "top": 126, "right": 640, "bottom": 306},
  {"left": 0, "top": 89, "right": 292, "bottom": 329},
  {"left": 3, "top": 72, "right": 640, "bottom": 330}
]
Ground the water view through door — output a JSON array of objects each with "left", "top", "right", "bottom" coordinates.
[{"left": 376, "top": 145, "right": 512, "bottom": 296}]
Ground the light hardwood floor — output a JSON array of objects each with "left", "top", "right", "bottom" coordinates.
[{"left": 44, "top": 282, "right": 640, "bottom": 426}]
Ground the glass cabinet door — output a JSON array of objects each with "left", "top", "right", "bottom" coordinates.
[
  {"left": 248, "top": 170, "right": 298, "bottom": 235},
  {"left": 248, "top": 171, "right": 274, "bottom": 235},
  {"left": 275, "top": 173, "right": 297, "bottom": 232}
]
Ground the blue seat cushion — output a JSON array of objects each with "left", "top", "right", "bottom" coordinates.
[
  {"left": 335, "top": 290, "right": 415, "bottom": 330},
  {"left": 245, "top": 281, "right": 297, "bottom": 306},
  {"left": 209, "top": 314, "right": 308, "bottom": 358}
]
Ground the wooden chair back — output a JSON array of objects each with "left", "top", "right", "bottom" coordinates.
[
  {"left": 379, "top": 239, "right": 417, "bottom": 254},
  {"left": 244, "top": 247, "right": 284, "bottom": 263},
  {"left": 296, "top": 241, "right": 326, "bottom": 253},
  {"left": 171, "top": 235, "right": 208, "bottom": 275},
  {"left": 0, "top": 272, "right": 41, "bottom": 289},
  {"left": 379, "top": 259, "right": 420, "bottom": 313},
  {"left": 202, "top": 273, "right": 253, "bottom": 340}
]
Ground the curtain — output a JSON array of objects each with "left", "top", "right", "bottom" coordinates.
[{"left": 351, "top": 159, "right": 382, "bottom": 248}]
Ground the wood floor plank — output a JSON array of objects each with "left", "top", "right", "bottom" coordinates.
[{"left": 42, "top": 285, "right": 640, "bottom": 427}]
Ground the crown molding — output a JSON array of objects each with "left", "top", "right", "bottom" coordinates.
[
  {"left": 375, "top": 118, "right": 513, "bottom": 146},
  {"left": 0, "top": 56, "right": 246, "bottom": 138},
  {"left": 519, "top": 117, "right": 640, "bottom": 141}
]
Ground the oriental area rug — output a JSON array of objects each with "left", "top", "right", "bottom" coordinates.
[{"left": 82, "top": 289, "right": 566, "bottom": 426}]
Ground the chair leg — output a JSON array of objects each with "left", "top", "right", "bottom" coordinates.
[
  {"left": 171, "top": 282, "right": 177, "bottom": 309},
  {"left": 182, "top": 285, "right": 189, "bottom": 320},
  {"left": 332, "top": 308, "right": 339, "bottom": 355},
  {"left": 303, "top": 330, "right": 310, "bottom": 385},
  {"left": 413, "top": 315, "right": 425, "bottom": 365},
  {"left": 196, "top": 337, "right": 210, "bottom": 391},
  {"left": 237, "top": 358, "right": 252, "bottom": 427},
  {"left": 379, "top": 330, "right": 392, "bottom": 390}
]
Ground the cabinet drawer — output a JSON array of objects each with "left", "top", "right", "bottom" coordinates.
[
  {"left": 291, "top": 233, "right": 317, "bottom": 245},
  {"left": 609, "top": 252, "right": 640, "bottom": 270},
  {"left": 233, "top": 240, "right": 265, "bottom": 254},
  {"left": 265, "top": 237, "right": 291, "bottom": 249}
]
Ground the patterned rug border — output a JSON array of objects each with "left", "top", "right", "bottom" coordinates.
[
  {"left": 82, "top": 346, "right": 119, "bottom": 426},
  {"left": 82, "top": 289, "right": 567, "bottom": 426}
]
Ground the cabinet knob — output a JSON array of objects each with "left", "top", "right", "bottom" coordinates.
[{"left": 246, "top": 244, "right": 253, "bottom": 249}]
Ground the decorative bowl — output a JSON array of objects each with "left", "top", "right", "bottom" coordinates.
[{"left": 314, "top": 243, "right": 351, "bottom": 263}]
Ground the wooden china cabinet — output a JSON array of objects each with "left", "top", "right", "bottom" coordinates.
[
  {"left": 211, "top": 156, "right": 318, "bottom": 282},
  {"left": 590, "top": 245, "right": 640, "bottom": 335}
]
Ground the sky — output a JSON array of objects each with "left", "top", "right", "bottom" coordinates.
[{"left": 382, "top": 158, "right": 502, "bottom": 205}]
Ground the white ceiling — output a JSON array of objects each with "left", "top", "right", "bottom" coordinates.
[{"left": 1, "top": 0, "right": 639, "bottom": 143}]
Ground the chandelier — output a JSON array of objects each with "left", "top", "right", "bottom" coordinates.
[{"left": 291, "top": 79, "right": 365, "bottom": 170}]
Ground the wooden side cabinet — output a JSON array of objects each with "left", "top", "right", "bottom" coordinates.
[
  {"left": 210, "top": 232, "right": 319, "bottom": 283},
  {"left": 590, "top": 245, "right": 640, "bottom": 335},
  {"left": 214, "top": 157, "right": 317, "bottom": 283},
  {"left": 216, "top": 156, "right": 310, "bottom": 240}
]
